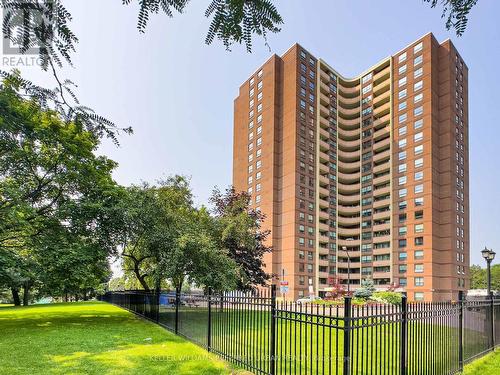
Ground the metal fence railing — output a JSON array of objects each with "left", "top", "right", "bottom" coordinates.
[{"left": 100, "top": 287, "right": 499, "bottom": 375}]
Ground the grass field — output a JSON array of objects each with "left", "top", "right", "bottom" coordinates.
[
  {"left": 463, "top": 349, "right": 500, "bottom": 374},
  {"left": 0, "top": 302, "right": 248, "bottom": 375},
  {"left": 0, "top": 303, "right": 14, "bottom": 308},
  {"left": 157, "top": 306, "right": 487, "bottom": 374}
]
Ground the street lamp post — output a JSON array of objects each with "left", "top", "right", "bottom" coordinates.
[
  {"left": 481, "top": 246, "right": 496, "bottom": 349},
  {"left": 342, "top": 245, "right": 351, "bottom": 294},
  {"left": 481, "top": 247, "right": 496, "bottom": 295}
]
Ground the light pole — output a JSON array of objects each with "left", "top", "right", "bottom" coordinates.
[
  {"left": 481, "top": 247, "right": 496, "bottom": 295},
  {"left": 342, "top": 245, "right": 351, "bottom": 294}
]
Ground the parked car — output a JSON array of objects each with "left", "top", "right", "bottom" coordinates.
[{"left": 296, "top": 296, "right": 322, "bottom": 304}]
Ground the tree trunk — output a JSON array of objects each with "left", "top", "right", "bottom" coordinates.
[
  {"left": 83, "top": 290, "right": 88, "bottom": 301},
  {"left": 75, "top": 294, "right": 79, "bottom": 302},
  {"left": 22, "top": 283, "right": 30, "bottom": 306},
  {"left": 11, "top": 288, "right": 21, "bottom": 306},
  {"left": 64, "top": 293, "right": 68, "bottom": 302}
]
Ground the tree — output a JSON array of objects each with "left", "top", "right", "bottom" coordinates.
[
  {"left": 470, "top": 264, "right": 500, "bottom": 291},
  {"left": 210, "top": 187, "right": 271, "bottom": 290},
  {"left": 423, "top": 0, "right": 478, "bottom": 36},
  {"left": 0, "top": 77, "right": 122, "bottom": 304},
  {"left": 354, "top": 278, "right": 376, "bottom": 300}
]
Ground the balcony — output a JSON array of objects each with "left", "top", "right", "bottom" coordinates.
[
  {"left": 373, "top": 136, "right": 391, "bottom": 152},
  {"left": 372, "top": 211, "right": 390, "bottom": 223},
  {"left": 320, "top": 127, "right": 330, "bottom": 139},
  {"left": 373, "top": 149, "right": 390, "bottom": 164},
  {"left": 374, "top": 184, "right": 390, "bottom": 197},
  {"left": 320, "top": 104, "right": 330, "bottom": 117},
  {"left": 373, "top": 101, "right": 391, "bottom": 118},
  {"left": 338, "top": 95, "right": 360, "bottom": 107},
  {"left": 338, "top": 181, "right": 361, "bottom": 194},
  {"left": 337, "top": 204, "right": 361, "bottom": 215},
  {"left": 338, "top": 215, "right": 361, "bottom": 226},
  {"left": 373, "top": 65, "right": 390, "bottom": 86},
  {"left": 373, "top": 126, "right": 390, "bottom": 141},
  {"left": 338, "top": 117, "right": 361, "bottom": 129},
  {"left": 373, "top": 78, "right": 390, "bottom": 97},
  {"left": 338, "top": 147, "right": 360, "bottom": 161},
  {"left": 318, "top": 234, "right": 330, "bottom": 243},
  {"left": 373, "top": 113, "right": 390, "bottom": 129},
  {"left": 320, "top": 116, "right": 330, "bottom": 129},
  {"left": 320, "top": 139, "right": 330, "bottom": 152},
  {"left": 338, "top": 85, "right": 360, "bottom": 98},
  {"left": 319, "top": 174, "right": 329, "bottom": 186},
  {"left": 319, "top": 163, "right": 329, "bottom": 174},
  {"left": 338, "top": 137, "right": 360, "bottom": 151},
  {"left": 320, "top": 70, "right": 330, "bottom": 83},
  {"left": 319, "top": 222, "right": 329, "bottom": 232},
  {"left": 373, "top": 173, "right": 390, "bottom": 186},
  {"left": 372, "top": 88, "right": 390, "bottom": 108},
  {"left": 319, "top": 210, "right": 329, "bottom": 221},
  {"left": 338, "top": 226, "right": 361, "bottom": 237},
  {"left": 339, "top": 126, "right": 361, "bottom": 139},
  {"left": 338, "top": 107, "right": 360, "bottom": 120},
  {"left": 320, "top": 81, "right": 330, "bottom": 95},
  {"left": 373, "top": 162, "right": 390, "bottom": 174},
  {"left": 319, "top": 186, "right": 329, "bottom": 198}
]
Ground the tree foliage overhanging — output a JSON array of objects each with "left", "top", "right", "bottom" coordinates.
[{"left": 0, "top": 81, "right": 271, "bottom": 304}]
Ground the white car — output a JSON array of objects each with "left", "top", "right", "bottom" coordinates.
[{"left": 296, "top": 296, "right": 322, "bottom": 304}]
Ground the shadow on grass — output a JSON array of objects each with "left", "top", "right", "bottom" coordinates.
[{"left": 0, "top": 302, "right": 233, "bottom": 375}]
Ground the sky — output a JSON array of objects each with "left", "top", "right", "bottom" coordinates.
[{"left": 8, "top": 0, "right": 500, "bottom": 267}]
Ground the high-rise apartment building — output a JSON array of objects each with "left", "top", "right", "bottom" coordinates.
[{"left": 233, "top": 33, "right": 469, "bottom": 301}]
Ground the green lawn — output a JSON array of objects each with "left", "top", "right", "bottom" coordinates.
[
  {"left": 463, "top": 350, "right": 500, "bottom": 374},
  {"left": 0, "top": 303, "right": 14, "bottom": 308},
  {"left": 0, "top": 302, "right": 248, "bottom": 375}
]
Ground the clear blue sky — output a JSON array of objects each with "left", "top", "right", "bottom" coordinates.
[{"left": 14, "top": 0, "right": 499, "bottom": 266}]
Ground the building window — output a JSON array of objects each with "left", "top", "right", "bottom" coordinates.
[
  {"left": 414, "top": 119, "right": 423, "bottom": 130},
  {"left": 415, "top": 144, "right": 423, "bottom": 155},
  {"left": 414, "top": 292, "right": 424, "bottom": 301},
  {"left": 414, "top": 184, "right": 424, "bottom": 194},
  {"left": 399, "top": 101, "right": 407, "bottom": 111},
  {"left": 415, "top": 171, "right": 423, "bottom": 180},
  {"left": 399, "top": 139, "right": 407, "bottom": 148},
  {"left": 415, "top": 277, "right": 424, "bottom": 286},
  {"left": 414, "top": 93, "right": 423, "bottom": 103},
  {"left": 414, "top": 42, "right": 423, "bottom": 53},
  {"left": 414, "top": 55, "right": 423, "bottom": 66},
  {"left": 415, "top": 158, "right": 424, "bottom": 168},
  {"left": 399, "top": 126, "right": 407, "bottom": 136},
  {"left": 414, "top": 80, "right": 423, "bottom": 91},
  {"left": 415, "top": 223, "right": 424, "bottom": 233},
  {"left": 398, "top": 52, "right": 407, "bottom": 63},
  {"left": 399, "top": 163, "right": 407, "bottom": 173},
  {"left": 414, "top": 106, "right": 423, "bottom": 117},
  {"left": 415, "top": 237, "right": 424, "bottom": 246},
  {"left": 414, "top": 264, "right": 424, "bottom": 273},
  {"left": 415, "top": 197, "right": 424, "bottom": 207},
  {"left": 414, "top": 132, "right": 423, "bottom": 142},
  {"left": 415, "top": 250, "right": 424, "bottom": 259},
  {"left": 398, "top": 77, "right": 407, "bottom": 87},
  {"left": 257, "top": 81, "right": 263, "bottom": 90},
  {"left": 399, "top": 65, "right": 407, "bottom": 75},
  {"left": 414, "top": 67, "right": 423, "bottom": 79},
  {"left": 399, "top": 113, "right": 407, "bottom": 123},
  {"left": 399, "top": 188, "right": 407, "bottom": 198}
]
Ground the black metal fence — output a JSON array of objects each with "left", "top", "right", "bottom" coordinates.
[{"left": 100, "top": 288, "right": 499, "bottom": 375}]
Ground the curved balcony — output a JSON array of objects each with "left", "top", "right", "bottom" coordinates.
[
  {"left": 320, "top": 104, "right": 331, "bottom": 118},
  {"left": 338, "top": 95, "right": 360, "bottom": 107},
  {"left": 338, "top": 215, "right": 361, "bottom": 226},
  {"left": 320, "top": 127, "right": 330, "bottom": 140},
  {"left": 319, "top": 139, "right": 330, "bottom": 152},
  {"left": 319, "top": 222, "right": 329, "bottom": 232},
  {"left": 338, "top": 160, "right": 360, "bottom": 174},
  {"left": 338, "top": 181, "right": 360, "bottom": 194},
  {"left": 319, "top": 186, "right": 329, "bottom": 198},
  {"left": 320, "top": 81, "right": 330, "bottom": 95},
  {"left": 373, "top": 126, "right": 390, "bottom": 141},
  {"left": 338, "top": 107, "right": 360, "bottom": 120},
  {"left": 339, "top": 126, "right": 361, "bottom": 140},
  {"left": 320, "top": 70, "right": 330, "bottom": 83},
  {"left": 319, "top": 163, "right": 329, "bottom": 174},
  {"left": 338, "top": 226, "right": 361, "bottom": 237},
  {"left": 338, "top": 137, "right": 361, "bottom": 151},
  {"left": 337, "top": 238, "right": 360, "bottom": 247},
  {"left": 373, "top": 234, "right": 391, "bottom": 244},
  {"left": 338, "top": 147, "right": 361, "bottom": 162},
  {"left": 373, "top": 65, "right": 390, "bottom": 85},
  {"left": 338, "top": 116, "right": 361, "bottom": 129},
  {"left": 337, "top": 204, "right": 361, "bottom": 216}
]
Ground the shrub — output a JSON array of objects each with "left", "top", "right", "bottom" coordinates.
[
  {"left": 354, "top": 279, "right": 376, "bottom": 300},
  {"left": 371, "top": 291, "right": 403, "bottom": 305}
]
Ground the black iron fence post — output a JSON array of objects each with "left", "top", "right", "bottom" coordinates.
[
  {"left": 343, "top": 296, "right": 352, "bottom": 375},
  {"left": 175, "top": 287, "right": 180, "bottom": 335},
  {"left": 270, "top": 284, "right": 277, "bottom": 375},
  {"left": 207, "top": 287, "right": 212, "bottom": 352},
  {"left": 490, "top": 292, "right": 495, "bottom": 349},
  {"left": 458, "top": 291, "right": 464, "bottom": 371},
  {"left": 401, "top": 295, "right": 408, "bottom": 375}
]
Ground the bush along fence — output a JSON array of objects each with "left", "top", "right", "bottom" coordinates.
[{"left": 100, "top": 287, "right": 500, "bottom": 375}]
